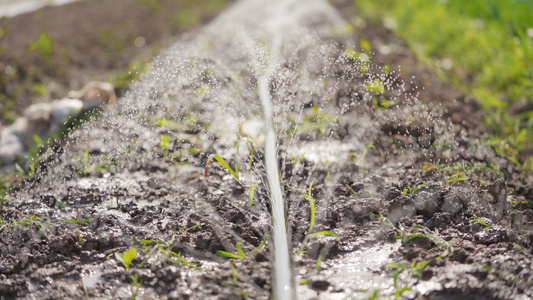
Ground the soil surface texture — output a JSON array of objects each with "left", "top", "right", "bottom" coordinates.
[{"left": 1, "top": 0, "right": 533, "bottom": 300}]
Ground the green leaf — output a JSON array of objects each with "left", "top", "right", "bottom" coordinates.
[
  {"left": 159, "top": 134, "right": 170, "bottom": 150},
  {"left": 213, "top": 154, "right": 238, "bottom": 179},
  {"left": 308, "top": 230, "right": 341, "bottom": 239},
  {"left": 235, "top": 242, "right": 246, "bottom": 258},
  {"left": 116, "top": 248, "right": 137, "bottom": 272},
  {"left": 248, "top": 181, "right": 258, "bottom": 208},
  {"left": 216, "top": 250, "right": 244, "bottom": 259}
]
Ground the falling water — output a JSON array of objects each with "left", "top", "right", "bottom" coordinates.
[{"left": 3, "top": 0, "right": 449, "bottom": 298}]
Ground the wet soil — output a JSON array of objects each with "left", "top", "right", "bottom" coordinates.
[{"left": 1, "top": 0, "right": 533, "bottom": 300}]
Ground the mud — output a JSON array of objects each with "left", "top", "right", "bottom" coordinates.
[{"left": 1, "top": 0, "right": 533, "bottom": 299}]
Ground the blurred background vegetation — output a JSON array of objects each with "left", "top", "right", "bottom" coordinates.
[{"left": 355, "top": 0, "right": 533, "bottom": 170}]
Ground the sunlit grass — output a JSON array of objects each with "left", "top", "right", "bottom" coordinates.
[{"left": 356, "top": 0, "right": 533, "bottom": 166}]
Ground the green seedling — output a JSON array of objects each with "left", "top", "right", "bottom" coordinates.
[
  {"left": 299, "top": 180, "right": 340, "bottom": 254},
  {"left": 386, "top": 263, "right": 413, "bottom": 300},
  {"left": 210, "top": 154, "right": 239, "bottom": 180},
  {"left": 402, "top": 184, "right": 429, "bottom": 196},
  {"left": 314, "top": 254, "right": 323, "bottom": 271},
  {"left": 222, "top": 262, "right": 251, "bottom": 300},
  {"left": 28, "top": 32, "right": 54, "bottom": 60},
  {"left": 139, "top": 233, "right": 200, "bottom": 269},
  {"left": 115, "top": 248, "right": 137, "bottom": 272},
  {"left": 57, "top": 218, "right": 91, "bottom": 224},
  {"left": 216, "top": 241, "right": 247, "bottom": 259},
  {"left": 13, "top": 213, "right": 52, "bottom": 238},
  {"left": 469, "top": 214, "right": 490, "bottom": 229},
  {"left": 159, "top": 134, "right": 170, "bottom": 151},
  {"left": 248, "top": 180, "right": 259, "bottom": 208},
  {"left": 0, "top": 187, "right": 15, "bottom": 209},
  {"left": 250, "top": 235, "right": 267, "bottom": 254},
  {"left": 178, "top": 224, "right": 201, "bottom": 232},
  {"left": 247, "top": 140, "right": 255, "bottom": 172},
  {"left": 290, "top": 153, "right": 306, "bottom": 165},
  {"left": 77, "top": 230, "right": 83, "bottom": 243},
  {"left": 129, "top": 273, "right": 141, "bottom": 300},
  {"left": 444, "top": 172, "right": 469, "bottom": 184}
]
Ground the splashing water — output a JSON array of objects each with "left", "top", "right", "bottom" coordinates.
[{"left": 6, "top": 0, "right": 463, "bottom": 298}]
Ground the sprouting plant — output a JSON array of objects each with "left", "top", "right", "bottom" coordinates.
[
  {"left": 217, "top": 241, "right": 247, "bottom": 259},
  {"left": 396, "top": 226, "right": 453, "bottom": 260},
  {"left": 208, "top": 154, "right": 239, "bottom": 180},
  {"left": 314, "top": 254, "right": 323, "bottom": 271},
  {"left": 77, "top": 230, "right": 83, "bottom": 243},
  {"left": 299, "top": 180, "right": 340, "bottom": 254},
  {"left": 247, "top": 140, "right": 255, "bottom": 172},
  {"left": 159, "top": 134, "right": 170, "bottom": 151},
  {"left": 290, "top": 153, "right": 305, "bottom": 165},
  {"left": 443, "top": 172, "right": 469, "bottom": 184},
  {"left": 386, "top": 263, "right": 413, "bottom": 300},
  {"left": 13, "top": 213, "right": 52, "bottom": 238},
  {"left": 248, "top": 180, "right": 259, "bottom": 208},
  {"left": 28, "top": 32, "right": 54, "bottom": 61},
  {"left": 0, "top": 187, "right": 15, "bottom": 209},
  {"left": 222, "top": 262, "right": 251, "bottom": 300},
  {"left": 470, "top": 214, "right": 490, "bottom": 229},
  {"left": 401, "top": 184, "right": 429, "bottom": 196},
  {"left": 129, "top": 273, "right": 142, "bottom": 300},
  {"left": 139, "top": 233, "right": 200, "bottom": 269},
  {"left": 178, "top": 224, "right": 201, "bottom": 233},
  {"left": 115, "top": 248, "right": 137, "bottom": 272}
]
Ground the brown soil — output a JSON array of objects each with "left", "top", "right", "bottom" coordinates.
[
  {"left": 0, "top": 1, "right": 532, "bottom": 300},
  {"left": 0, "top": 0, "right": 230, "bottom": 125}
]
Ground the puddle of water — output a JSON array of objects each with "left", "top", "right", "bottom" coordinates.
[{"left": 296, "top": 240, "right": 401, "bottom": 299}]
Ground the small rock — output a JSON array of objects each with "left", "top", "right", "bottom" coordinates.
[
  {"left": 23, "top": 102, "right": 52, "bottom": 124},
  {"left": 0, "top": 129, "right": 25, "bottom": 164},
  {"left": 49, "top": 98, "right": 84, "bottom": 132},
  {"left": 387, "top": 196, "right": 416, "bottom": 223},
  {"left": 441, "top": 193, "right": 463, "bottom": 216},
  {"left": 311, "top": 280, "right": 330, "bottom": 291},
  {"left": 68, "top": 81, "right": 117, "bottom": 109},
  {"left": 414, "top": 191, "right": 441, "bottom": 215}
]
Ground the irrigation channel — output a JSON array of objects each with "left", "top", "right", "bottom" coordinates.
[{"left": 2, "top": 0, "right": 533, "bottom": 299}]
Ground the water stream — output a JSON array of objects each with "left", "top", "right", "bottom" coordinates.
[{"left": 7, "top": 0, "right": 419, "bottom": 298}]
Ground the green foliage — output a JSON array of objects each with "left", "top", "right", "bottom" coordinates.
[
  {"left": 356, "top": 0, "right": 533, "bottom": 164},
  {"left": 212, "top": 154, "right": 239, "bottom": 180},
  {"left": 129, "top": 273, "right": 142, "bottom": 300},
  {"left": 0, "top": 187, "right": 14, "bottom": 209},
  {"left": 299, "top": 180, "right": 340, "bottom": 254},
  {"left": 137, "top": 233, "right": 200, "bottom": 269},
  {"left": 216, "top": 242, "right": 247, "bottom": 259},
  {"left": 444, "top": 172, "right": 469, "bottom": 184},
  {"left": 28, "top": 32, "right": 54, "bottom": 60},
  {"left": 115, "top": 248, "right": 137, "bottom": 272},
  {"left": 402, "top": 184, "right": 429, "bottom": 196},
  {"left": 248, "top": 180, "right": 258, "bottom": 208},
  {"left": 470, "top": 214, "right": 490, "bottom": 229},
  {"left": 159, "top": 134, "right": 170, "bottom": 150}
]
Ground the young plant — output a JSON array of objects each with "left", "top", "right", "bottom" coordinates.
[
  {"left": 129, "top": 273, "right": 141, "bottom": 300},
  {"left": 216, "top": 241, "right": 247, "bottom": 259},
  {"left": 13, "top": 213, "right": 52, "bottom": 238},
  {"left": 470, "top": 214, "right": 490, "bottom": 229},
  {"left": 208, "top": 154, "right": 239, "bottom": 180},
  {"left": 443, "top": 172, "right": 469, "bottom": 184},
  {"left": 139, "top": 234, "right": 200, "bottom": 269},
  {"left": 402, "top": 184, "right": 429, "bottom": 196},
  {"left": 299, "top": 180, "right": 340, "bottom": 254},
  {"left": 115, "top": 248, "right": 137, "bottom": 272},
  {"left": 248, "top": 180, "right": 259, "bottom": 208}
]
